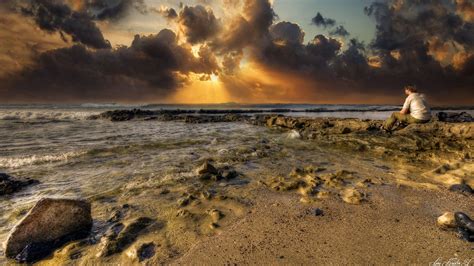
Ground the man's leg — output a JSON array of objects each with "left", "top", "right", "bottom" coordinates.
[
  {"left": 405, "top": 115, "right": 425, "bottom": 124},
  {"left": 383, "top": 112, "right": 403, "bottom": 130},
  {"left": 383, "top": 112, "right": 412, "bottom": 130}
]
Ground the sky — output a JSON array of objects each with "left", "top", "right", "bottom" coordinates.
[
  {"left": 0, "top": 0, "right": 473, "bottom": 104},
  {"left": 104, "top": 0, "right": 376, "bottom": 46},
  {"left": 273, "top": 0, "right": 376, "bottom": 44}
]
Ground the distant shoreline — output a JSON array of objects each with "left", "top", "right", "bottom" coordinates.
[{"left": 0, "top": 103, "right": 474, "bottom": 112}]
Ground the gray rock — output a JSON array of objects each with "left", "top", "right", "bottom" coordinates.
[
  {"left": 219, "top": 166, "right": 239, "bottom": 180},
  {"left": 449, "top": 184, "right": 473, "bottom": 195},
  {"left": 455, "top": 212, "right": 474, "bottom": 234},
  {"left": 90, "top": 109, "right": 157, "bottom": 122},
  {"left": 0, "top": 173, "right": 39, "bottom": 196},
  {"left": 5, "top": 198, "right": 92, "bottom": 263},
  {"left": 437, "top": 112, "right": 473, "bottom": 123},
  {"left": 196, "top": 161, "right": 218, "bottom": 175},
  {"left": 314, "top": 208, "right": 324, "bottom": 216}
]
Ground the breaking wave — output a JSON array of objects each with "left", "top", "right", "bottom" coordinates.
[
  {"left": 0, "top": 110, "right": 99, "bottom": 121},
  {"left": 0, "top": 151, "right": 86, "bottom": 169}
]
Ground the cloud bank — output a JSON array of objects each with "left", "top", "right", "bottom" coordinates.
[{"left": 0, "top": 0, "right": 473, "bottom": 104}]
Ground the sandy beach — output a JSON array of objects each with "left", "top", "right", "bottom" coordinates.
[
  {"left": 1, "top": 108, "right": 473, "bottom": 265},
  {"left": 176, "top": 186, "right": 472, "bottom": 265}
]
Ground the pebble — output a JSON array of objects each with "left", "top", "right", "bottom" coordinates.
[
  {"left": 287, "top": 130, "right": 302, "bottom": 139},
  {"left": 314, "top": 208, "right": 324, "bottom": 216},
  {"left": 437, "top": 212, "right": 456, "bottom": 229}
]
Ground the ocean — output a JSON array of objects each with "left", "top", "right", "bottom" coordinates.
[{"left": 2, "top": 103, "right": 473, "bottom": 121}]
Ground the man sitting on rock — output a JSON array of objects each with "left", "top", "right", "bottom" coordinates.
[{"left": 382, "top": 85, "right": 432, "bottom": 131}]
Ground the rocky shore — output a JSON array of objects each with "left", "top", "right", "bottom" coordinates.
[
  {"left": 91, "top": 109, "right": 473, "bottom": 189},
  {"left": 1, "top": 109, "right": 472, "bottom": 264},
  {"left": 89, "top": 108, "right": 473, "bottom": 123},
  {"left": 0, "top": 173, "right": 38, "bottom": 196}
]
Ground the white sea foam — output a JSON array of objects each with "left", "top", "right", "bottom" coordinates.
[
  {"left": 0, "top": 110, "right": 98, "bottom": 121},
  {"left": 80, "top": 103, "right": 123, "bottom": 108},
  {"left": 0, "top": 151, "right": 86, "bottom": 169}
]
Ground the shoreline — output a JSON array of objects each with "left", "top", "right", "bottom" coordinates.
[{"left": 1, "top": 110, "right": 473, "bottom": 264}]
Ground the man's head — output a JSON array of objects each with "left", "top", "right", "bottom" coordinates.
[{"left": 404, "top": 85, "right": 418, "bottom": 96}]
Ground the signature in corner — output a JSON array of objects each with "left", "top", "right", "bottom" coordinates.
[{"left": 430, "top": 257, "right": 473, "bottom": 266}]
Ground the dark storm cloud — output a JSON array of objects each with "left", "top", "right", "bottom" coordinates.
[
  {"left": 259, "top": 31, "right": 358, "bottom": 81},
  {"left": 310, "top": 11, "right": 350, "bottom": 38},
  {"left": 237, "top": 0, "right": 472, "bottom": 102},
  {"left": 361, "top": 0, "right": 474, "bottom": 100},
  {"left": 89, "top": 0, "right": 147, "bottom": 21},
  {"left": 329, "top": 25, "right": 349, "bottom": 37},
  {"left": 1, "top": 0, "right": 474, "bottom": 103},
  {"left": 308, "top": 35, "right": 343, "bottom": 62},
  {"left": 333, "top": 39, "right": 369, "bottom": 82},
  {"left": 178, "top": 5, "right": 220, "bottom": 44},
  {"left": 17, "top": 0, "right": 148, "bottom": 48},
  {"left": 311, "top": 12, "right": 336, "bottom": 28},
  {"left": 270, "top": 21, "right": 305, "bottom": 44},
  {"left": 247, "top": 0, "right": 473, "bottom": 103},
  {"left": 364, "top": 1, "right": 474, "bottom": 51},
  {"left": 153, "top": 7, "right": 178, "bottom": 20},
  {"left": 211, "top": 0, "right": 275, "bottom": 53},
  {"left": 225, "top": 7, "right": 347, "bottom": 79},
  {"left": 0, "top": 29, "right": 219, "bottom": 102},
  {"left": 21, "top": 0, "right": 111, "bottom": 49},
  {"left": 244, "top": 0, "right": 275, "bottom": 36}
]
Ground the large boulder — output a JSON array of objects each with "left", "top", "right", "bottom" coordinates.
[
  {"left": 5, "top": 198, "right": 92, "bottom": 263},
  {"left": 0, "top": 173, "right": 38, "bottom": 196}
]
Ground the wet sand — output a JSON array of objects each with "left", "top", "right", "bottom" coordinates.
[{"left": 176, "top": 186, "right": 473, "bottom": 265}]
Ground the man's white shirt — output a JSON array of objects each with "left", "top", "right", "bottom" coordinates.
[{"left": 402, "top": 93, "right": 431, "bottom": 120}]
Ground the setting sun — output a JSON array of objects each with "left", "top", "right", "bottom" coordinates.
[
  {"left": 168, "top": 73, "right": 229, "bottom": 103},
  {"left": 210, "top": 73, "right": 219, "bottom": 83}
]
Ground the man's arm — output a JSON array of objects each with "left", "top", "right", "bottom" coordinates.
[{"left": 400, "top": 95, "right": 411, "bottom": 114}]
